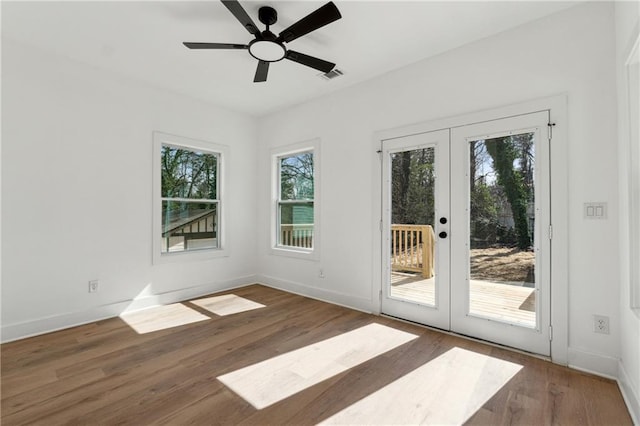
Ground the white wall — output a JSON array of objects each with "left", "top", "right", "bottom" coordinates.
[
  {"left": 615, "top": 0, "right": 640, "bottom": 422},
  {"left": 1, "top": 1, "right": 631, "bottom": 400},
  {"left": 1, "top": 38, "right": 258, "bottom": 341},
  {"left": 257, "top": 2, "right": 620, "bottom": 376}
]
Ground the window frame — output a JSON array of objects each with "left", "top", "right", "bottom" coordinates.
[
  {"left": 153, "top": 132, "right": 229, "bottom": 264},
  {"left": 270, "top": 139, "right": 320, "bottom": 260}
]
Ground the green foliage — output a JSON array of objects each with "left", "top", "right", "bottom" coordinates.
[
  {"left": 468, "top": 134, "right": 535, "bottom": 249},
  {"left": 484, "top": 136, "right": 533, "bottom": 249},
  {"left": 471, "top": 182, "right": 497, "bottom": 221},
  {"left": 470, "top": 182, "right": 499, "bottom": 244},
  {"left": 391, "top": 148, "right": 435, "bottom": 225}
]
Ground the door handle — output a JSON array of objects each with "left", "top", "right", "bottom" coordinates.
[
  {"left": 439, "top": 231, "right": 448, "bottom": 239},
  {"left": 440, "top": 217, "right": 447, "bottom": 224}
]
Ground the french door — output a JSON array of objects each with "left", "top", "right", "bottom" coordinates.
[
  {"left": 381, "top": 129, "right": 451, "bottom": 330},
  {"left": 381, "top": 111, "right": 551, "bottom": 356}
]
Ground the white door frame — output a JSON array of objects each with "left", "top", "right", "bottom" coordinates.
[{"left": 371, "top": 95, "right": 568, "bottom": 364}]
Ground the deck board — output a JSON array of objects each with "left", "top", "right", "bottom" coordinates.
[{"left": 390, "top": 273, "right": 536, "bottom": 327}]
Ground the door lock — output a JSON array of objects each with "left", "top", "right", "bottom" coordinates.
[{"left": 439, "top": 231, "right": 448, "bottom": 239}]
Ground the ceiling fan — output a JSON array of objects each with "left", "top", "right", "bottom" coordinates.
[{"left": 183, "top": 0, "right": 342, "bottom": 83}]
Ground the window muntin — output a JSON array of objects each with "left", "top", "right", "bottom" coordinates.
[
  {"left": 161, "top": 144, "right": 220, "bottom": 254},
  {"left": 277, "top": 151, "right": 314, "bottom": 250}
]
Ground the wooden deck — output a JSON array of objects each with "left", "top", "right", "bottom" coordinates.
[{"left": 390, "top": 272, "right": 535, "bottom": 327}]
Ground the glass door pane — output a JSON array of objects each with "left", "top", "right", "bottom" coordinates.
[
  {"left": 468, "top": 132, "right": 537, "bottom": 327},
  {"left": 389, "top": 147, "right": 437, "bottom": 306}
]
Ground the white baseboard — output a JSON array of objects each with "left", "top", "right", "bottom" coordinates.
[
  {"left": 1, "top": 300, "right": 133, "bottom": 344},
  {"left": 0, "top": 275, "right": 259, "bottom": 343},
  {"left": 567, "top": 347, "right": 619, "bottom": 379},
  {"left": 618, "top": 360, "right": 640, "bottom": 425},
  {"left": 122, "top": 275, "right": 259, "bottom": 313},
  {"left": 256, "top": 274, "right": 374, "bottom": 314}
]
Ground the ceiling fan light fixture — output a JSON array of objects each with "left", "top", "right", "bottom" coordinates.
[
  {"left": 184, "top": 0, "right": 342, "bottom": 82},
  {"left": 248, "top": 40, "right": 286, "bottom": 62}
]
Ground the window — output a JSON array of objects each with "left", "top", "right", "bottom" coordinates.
[
  {"left": 161, "top": 145, "right": 218, "bottom": 253},
  {"left": 272, "top": 141, "right": 319, "bottom": 257},
  {"left": 153, "top": 132, "right": 228, "bottom": 263}
]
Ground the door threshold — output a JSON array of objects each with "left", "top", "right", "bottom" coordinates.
[{"left": 380, "top": 313, "right": 551, "bottom": 362}]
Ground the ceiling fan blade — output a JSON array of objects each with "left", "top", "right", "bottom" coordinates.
[
  {"left": 221, "top": 0, "right": 260, "bottom": 36},
  {"left": 183, "top": 42, "right": 248, "bottom": 50},
  {"left": 277, "top": 2, "right": 341, "bottom": 44},
  {"left": 286, "top": 50, "right": 335, "bottom": 73},
  {"left": 254, "top": 60, "right": 269, "bottom": 82}
]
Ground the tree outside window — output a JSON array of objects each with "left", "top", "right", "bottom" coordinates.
[{"left": 161, "top": 145, "right": 219, "bottom": 253}]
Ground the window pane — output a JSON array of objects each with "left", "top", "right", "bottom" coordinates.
[
  {"left": 389, "top": 147, "right": 437, "bottom": 306},
  {"left": 279, "top": 202, "right": 313, "bottom": 248},
  {"left": 468, "top": 133, "right": 536, "bottom": 327},
  {"left": 161, "top": 145, "right": 218, "bottom": 199},
  {"left": 162, "top": 201, "right": 218, "bottom": 252},
  {"left": 280, "top": 152, "right": 314, "bottom": 200}
]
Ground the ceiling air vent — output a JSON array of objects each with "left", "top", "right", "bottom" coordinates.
[{"left": 318, "top": 68, "right": 344, "bottom": 81}]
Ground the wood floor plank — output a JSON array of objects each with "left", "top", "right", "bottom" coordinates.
[{"left": 1, "top": 284, "right": 633, "bottom": 426}]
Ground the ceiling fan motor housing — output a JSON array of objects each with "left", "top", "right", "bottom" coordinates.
[
  {"left": 248, "top": 6, "right": 286, "bottom": 62},
  {"left": 258, "top": 6, "right": 278, "bottom": 26}
]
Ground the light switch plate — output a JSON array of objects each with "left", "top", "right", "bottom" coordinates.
[{"left": 584, "top": 202, "right": 607, "bottom": 219}]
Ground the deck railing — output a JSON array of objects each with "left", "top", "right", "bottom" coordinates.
[
  {"left": 280, "top": 224, "right": 314, "bottom": 249},
  {"left": 391, "top": 224, "right": 435, "bottom": 279}
]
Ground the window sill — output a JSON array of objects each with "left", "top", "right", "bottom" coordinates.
[
  {"left": 269, "top": 246, "right": 318, "bottom": 261},
  {"left": 153, "top": 247, "right": 230, "bottom": 265}
]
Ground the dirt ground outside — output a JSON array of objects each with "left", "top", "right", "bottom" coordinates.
[{"left": 470, "top": 246, "right": 535, "bottom": 285}]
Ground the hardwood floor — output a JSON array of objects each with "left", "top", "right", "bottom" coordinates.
[{"left": 1, "top": 284, "right": 632, "bottom": 425}]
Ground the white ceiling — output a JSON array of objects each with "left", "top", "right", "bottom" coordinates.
[{"left": 2, "top": 1, "right": 578, "bottom": 117}]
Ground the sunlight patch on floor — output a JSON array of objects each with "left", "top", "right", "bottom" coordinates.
[
  {"left": 319, "top": 347, "right": 522, "bottom": 425},
  {"left": 217, "top": 323, "right": 418, "bottom": 409},
  {"left": 119, "top": 303, "right": 209, "bottom": 334},
  {"left": 191, "top": 294, "right": 265, "bottom": 316}
]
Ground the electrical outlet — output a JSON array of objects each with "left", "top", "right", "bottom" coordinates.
[
  {"left": 593, "top": 315, "right": 610, "bottom": 334},
  {"left": 318, "top": 268, "right": 325, "bottom": 279},
  {"left": 88, "top": 280, "right": 99, "bottom": 293}
]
